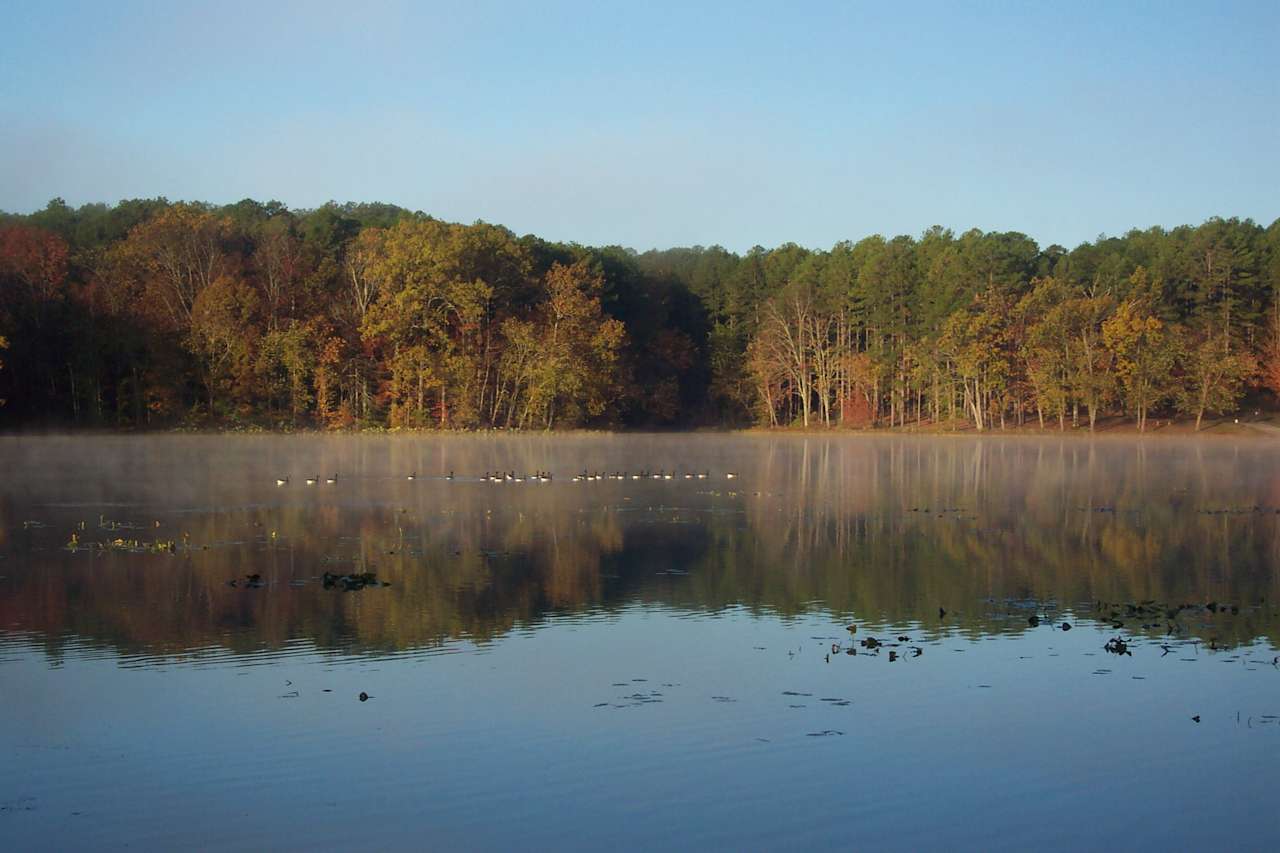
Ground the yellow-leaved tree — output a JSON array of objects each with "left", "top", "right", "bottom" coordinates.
[
  {"left": 361, "top": 220, "right": 531, "bottom": 427},
  {"left": 498, "top": 260, "right": 626, "bottom": 429},
  {"left": 1101, "top": 269, "right": 1178, "bottom": 431}
]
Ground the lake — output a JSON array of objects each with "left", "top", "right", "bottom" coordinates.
[{"left": 1, "top": 433, "right": 1278, "bottom": 851}]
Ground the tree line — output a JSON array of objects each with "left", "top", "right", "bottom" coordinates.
[{"left": 1, "top": 197, "right": 1277, "bottom": 430}]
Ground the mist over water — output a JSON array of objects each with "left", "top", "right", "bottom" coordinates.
[{"left": 2, "top": 434, "right": 1278, "bottom": 850}]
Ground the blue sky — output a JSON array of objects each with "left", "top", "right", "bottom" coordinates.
[{"left": 1, "top": 0, "right": 1276, "bottom": 251}]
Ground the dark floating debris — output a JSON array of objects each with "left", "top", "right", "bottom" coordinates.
[
  {"left": 322, "top": 571, "right": 387, "bottom": 591},
  {"left": 806, "top": 730, "right": 844, "bottom": 737},
  {"left": 229, "top": 573, "right": 265, "bottom": 589},
  {"left": 1104, "top": 636, "right": 1132, "bottom": 656}
]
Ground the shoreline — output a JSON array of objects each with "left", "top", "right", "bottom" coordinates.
[{"left": 2, "top": 415, "right": 1279, "bottom": 440}]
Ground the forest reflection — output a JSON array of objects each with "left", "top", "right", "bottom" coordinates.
[{"left": 1, "top": 435, "right": 1278, "bottom": 660}]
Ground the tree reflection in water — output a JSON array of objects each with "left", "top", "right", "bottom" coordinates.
[{"left": 1, "top": 434, "right": 1277, "bottom": 659}]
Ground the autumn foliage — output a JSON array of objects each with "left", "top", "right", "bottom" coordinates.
[{"left": 0, "top": 199, "right": 1277, "bottom": 430}]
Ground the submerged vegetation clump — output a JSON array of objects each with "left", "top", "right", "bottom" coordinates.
[
  {"left": 65, "top": 531, "right": 177, "bottom": 554},
  {"left": 322, "top": 571, "right": 387, "bottom": 591}
]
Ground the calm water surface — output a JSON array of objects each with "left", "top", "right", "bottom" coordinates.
[{"left": 1, "top": 434, "right": 1278, "bottom": 851}]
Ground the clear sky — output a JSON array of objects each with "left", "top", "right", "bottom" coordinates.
[{"left": 1, "top": 0, "right": 1276, "bottom": 251}]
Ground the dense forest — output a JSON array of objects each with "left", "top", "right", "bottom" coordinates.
[{"left": 1, "top": 198, "right": 1278, "bottom": 431}]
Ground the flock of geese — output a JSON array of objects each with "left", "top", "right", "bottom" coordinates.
[
  {"left": 275, "top": 475, "right": 338, "bottom": 486},
  {"left": 274, "top": 470, "right": 737, "bottom": 486}
]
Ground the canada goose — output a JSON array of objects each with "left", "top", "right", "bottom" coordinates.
[
  {"left": 697, "top": 471, "right": 708, "bottom": 479},
  {"left": 325, "top": 474, "right": 337, "bottom": 484},
  {"left": 275, "top": 476, "right": 290, "bottom": 486},
  {"left": 445, "top": 471, "right": 454, "bottom": 481},
  {"left": 305, "top": 475, "right": 318, "bottom": 485},
  {"left": 684, "top": 472, "right": 694, "bottom": 480},
  {"left": 406, "top": 472, "right": 416, "bottom": 481},
  {"left": 726, "top": 472, "right": 737, "bottom": 480},
  {"left": 631, "top": 472, "right": 641, "bottom": 480},
  {"left": 663, "top": 472, "right": 673, "bottom": 480}
]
